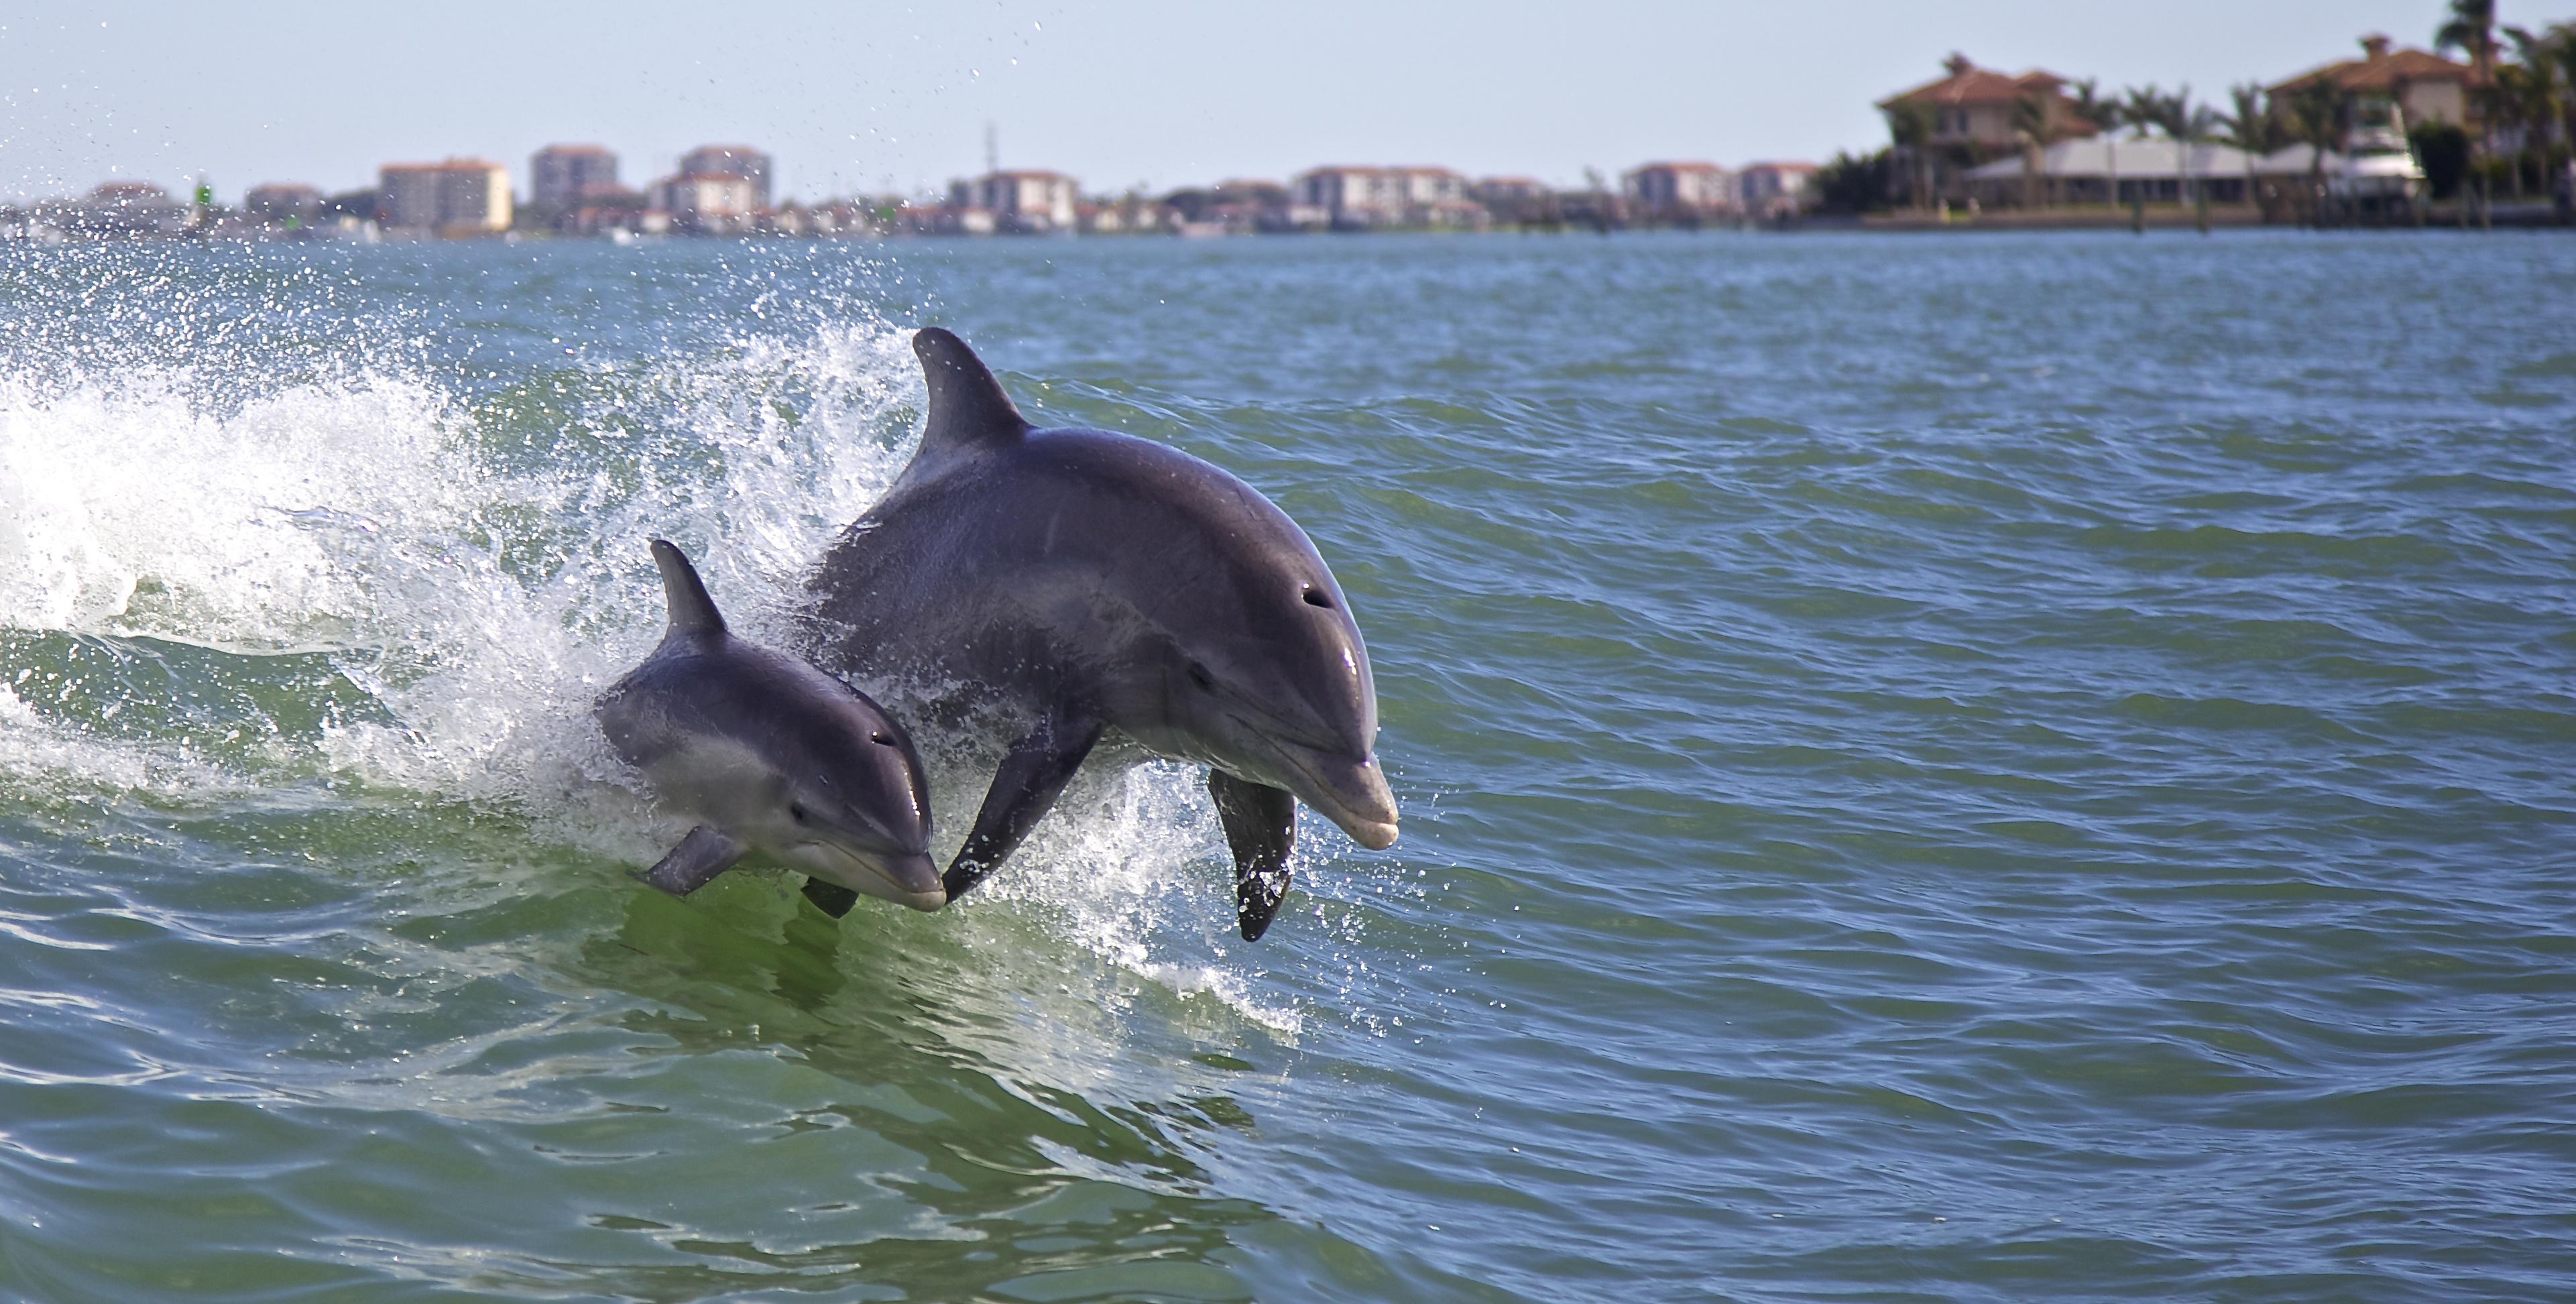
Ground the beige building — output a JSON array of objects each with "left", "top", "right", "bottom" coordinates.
[
  {"left": 1737, "top": 162, "right": 1818, "bottom": 217},
  {"left": 1623, "top": 162, "right": 1735, "bottom": 217},
  {"left": 1292, "top": 165, "right": 1476, "bottom": 228},
  {"left": 949, "top": 170, "right": 1080, "bottom": 232},
  {"left": 377, "top": 160, "right": 511, "bottom": 235},
  {"left": 653, "top": 173, "right": 757, "bottom": 233},
  {"left": 530, "top": 145, "right": 620, "bottom": 207},
  {"left": 2267, "top": 34, "right": 2482, "bottom": 132},
  {"left": 1875, "top": 55, "right": 2097, "bottom": 203},
  {"left": 679, "top": 145, "right": 772, "bottom": 209},
  {"left": 1878, "top": 54, "right": 2095, "bottom": 151}
]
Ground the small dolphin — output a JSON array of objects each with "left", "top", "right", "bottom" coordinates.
[
  {"left": 804, "top": 329, "right": 1397, "bottom": 940},
  {"left": 597, "top": 539, "right": 941, "bottom": 914}
]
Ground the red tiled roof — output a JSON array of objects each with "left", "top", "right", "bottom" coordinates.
[
  {"left": 2268, "top": 46, "right": 2480, "bottom": 95},
  {"left": 1740, "top": 162, "right": 1819, "bottom": 174},
  {"left": 1879, "top": 63, "right": 2070, "bottom": 109},
  {"left": 1631, "top": 161, "right": 1726, "bottom": 174}
]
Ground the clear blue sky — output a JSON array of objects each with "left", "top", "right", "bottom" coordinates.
[{"left": 0, "top": 1, "right": 2534, "bottom": 203}]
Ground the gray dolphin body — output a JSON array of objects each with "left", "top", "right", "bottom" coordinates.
[
  {"left": 597, "top": 540, "right": 942, "bottom": 912},
  {"left": 803, "top": 329, "right": 1397, "bottom": 940}
]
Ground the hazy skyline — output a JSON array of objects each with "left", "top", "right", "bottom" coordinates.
[{"left": 0, "top": 1, "right": 2533, "bottom": 204}]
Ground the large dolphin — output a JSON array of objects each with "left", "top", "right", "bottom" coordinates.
[
  {"left": 597, "top": 539, "right": 942, "bottom": 912},
  {"left": 803, "top": 328, "right": 1397, "bottom": 940}
]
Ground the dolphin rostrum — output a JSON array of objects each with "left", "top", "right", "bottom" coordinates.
[
  {"left": 598, "top": 539, "right": 941, "bottom": 914},
  {"left": 803, "top": 329, "right": 1397, "bottom": 940}
]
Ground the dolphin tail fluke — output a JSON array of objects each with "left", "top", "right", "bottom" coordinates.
[
  {"left": 801, "top": 877, "right": 861, "bottom": 918},
  {"left": 1209, "top": 772, "right": 1297, "bottom": 941},
  {"left": 648, "top": 539, "right": 727, "bottom": 638},
  {"left": 913, "top": 328, "right": 1031, "bottom": 459},
  {"left": 636, "top": 825, "right": 746, "bottom": 896},
  {"left": 943, "top": 710, "right": 1102, "bottom": 901}
]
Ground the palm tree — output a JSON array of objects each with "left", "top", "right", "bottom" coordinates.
[
  {"left": 2437, "top": 0, "right": 2500, "bottom": 178},
  {"left": 2501, "top": 26, "right": 2565, "bottom": 198},
  {"left": 2223, "top": 82, "right": 2280, "bottom": 206},
  {"left": 2151, "top": 86, "right": 2219, "bottom": 206},
  {"left": 2012, "top": 92, "right": 2053, "bottom": 207},
  {"left": 2288, "top": 79, "right": 2343, "bottom": 221},
  {"left": 2118, "top": 85, "right": 2168, "bottom": 210},
  {"left": 1884, "top": 101, "right": 1936, "bottom": 211},
  {"left": 2558, "top": 25, "right": 2576, "bottom": 150},
  {"left": 2070, "top": 78, "right": 2121, "bottom": 135}
]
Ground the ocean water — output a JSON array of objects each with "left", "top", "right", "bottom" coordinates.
[{"left": 0, "top": 230, "right": 2571, "bottom": 1302}]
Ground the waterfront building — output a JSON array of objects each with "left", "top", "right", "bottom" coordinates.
[
  {"left": 1961, "top": 140, "right": 2258, "bottom": 206},
  {"left": 947, "top": 170, "right": 1080, "bottom": 233},
  {"left": 678, "top": 145, "right": 772, "bottom": 209},
  {"left": 1877, "top": 55, "right": 2099, "bottom": 204},
  {"left": 377, "top": 160, "right": 512, "bottom": 235},
  {"left": 1469, "top": 176, "right": 1554, "bottom": 226},
  {"left": 530, "top": 145, "right": 620, "bottom": 207},
  {"left": 243, "top": 183, "right": 323, "bottom": 226},
  {"left": 55, "top": 182, "right": 188, "bottom": 235},
  {"left": 2266, "top": 35, "right": 2482, "bottom": 133},
  {"left": 1472, "top": 176, "right": 1549, "bottom": 203},
  {"left": 1878, "top": 54, "right": 2095, "bottom": 151},
  {"left": 1622, "top": 162, "right": 1737, "bottom": 219},
  {"left": 1737, "top": 162, "right": 1818, "bottom": 217},
  {"left": 1291, "top": 166, "right": 1478, "bottom": 229},
  {"left": 652, "top": 173, "right": 757, "bottom": 233}
]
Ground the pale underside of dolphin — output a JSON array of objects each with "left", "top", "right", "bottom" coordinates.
[
  {"left": 597, "top": 539, "right": 941, "bottom": 912},
  {"left": 803, "top": 328, "right": 1398, "bottom": 939}
]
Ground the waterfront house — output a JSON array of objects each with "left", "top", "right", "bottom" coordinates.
[
  {"left": 1292, "top": 166, "right": 1479, "bottom": 229},
  {"left": 1877, "top": 54, "right": 2097, "bottom": 204},
  {"left": 49, "top": 182, "right": 188, "bottom": 236},
  {"left": 530, "top": 145, "right": 620, "bottom": 208},
  {"left": 652, "top": 173, "right": 756, "bottom": 233},
  {"left": 2266, "top": 34, "right": 2481, "bottom": 134},
  {"left": 679, "top": 145, "right": 772, "bottom": 210},
  {"left": 1623, "top": 162, "right": 1735, "bottom": 220},
  {"left": 1737, "top": 162, "right": 1817, "bottom": 218},
  {"left": 949, "top": 170, "right": 1079, "bottom": 233},
  {"left": 1471, "top": 176, "right": 1552, "bottom": 225},
  {"left": 1961, "top": 139, "right": 2256, "bottom": 206},
  {"left": 378, "top": 160, "right": 511, "bottom": 235}
]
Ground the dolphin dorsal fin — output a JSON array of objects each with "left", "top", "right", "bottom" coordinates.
[
  {"left": 649, "top": 539, "right": 727, "bottom": 639},
  {"left": 913, "top": 328, "right": 1030, "bottom": 459}
]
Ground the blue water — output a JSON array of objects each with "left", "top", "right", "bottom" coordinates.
[{"left": 0, "top": 231, "right": 2572, "bottom": 1301}]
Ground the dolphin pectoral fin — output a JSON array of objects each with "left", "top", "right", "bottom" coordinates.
[
  {"left": 635, "top": 825, "right": 746, "bottom": 896},
  {"left": 1209, "top": 772, "right": 1297, "bottom": 942},
  {"left": 800, "top": 877, "right": 862, "bottom": 918},
  {"left": 943, "top": 713, "right": 1102, "bottom": 902}
]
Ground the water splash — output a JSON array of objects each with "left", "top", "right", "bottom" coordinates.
[{"left": 0, "top": 309, "right": 1325, "bottom": 1030}]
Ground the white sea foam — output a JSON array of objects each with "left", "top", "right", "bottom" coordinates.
[{"left": 0, "top": 320, "right": 1310, "bottom": 1029}]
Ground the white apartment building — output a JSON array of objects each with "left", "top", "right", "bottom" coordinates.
[
  {"left": 1622, "top": 162, "right": 1736, "bottom": 217},
  {"left": 947, "top": 170, "right": 1080, "bottom": 232},
  {"left": 1291, "top": 166, "right": 1475, "bottom": 227},
  {"left": 377, "top": 160, "right": 512, "bottom": 233},
  {"left": 530, "top": 145, "right": 620, "bottom": 207},
  {"left": 653, "top": 174, "right": 757, "bottom": 232}
]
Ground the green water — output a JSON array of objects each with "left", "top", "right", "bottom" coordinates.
[{"left": 1, "top": 231, "right": 2573, "bottom": 1301}]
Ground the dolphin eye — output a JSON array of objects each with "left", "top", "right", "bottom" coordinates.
[
  {"left": 1187, "top": 662, "right": 1215, "bottom": 691},
  {"left": 788, "top": 803, "right": 810, "bottom": 825},
  {"left": 871, "top": 732, "right": 894, "bottom": 746},
  {"left": 1302, "top": 587, "right": 1334, "bottom": 609}
]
